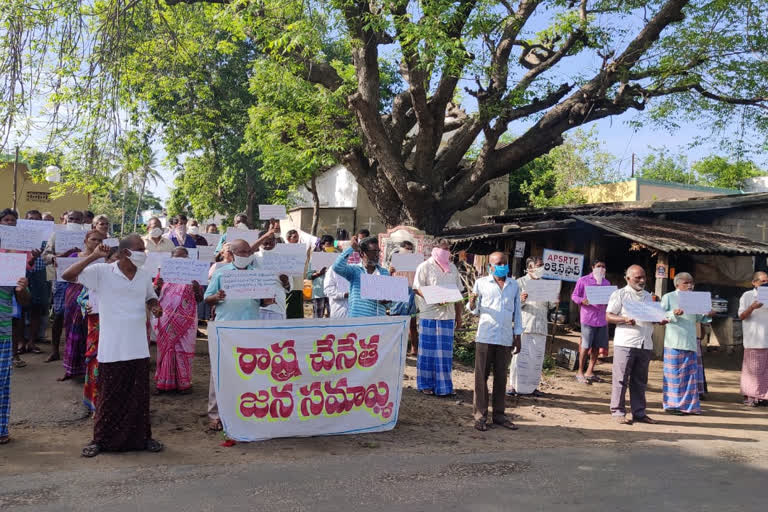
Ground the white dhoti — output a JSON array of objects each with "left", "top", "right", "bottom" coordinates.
[
  {"left": 509, "top": 333, "right": 547, "bottom": 394},
  {"left": 259, "top": 309, "right": 285, "bottom": 321}
]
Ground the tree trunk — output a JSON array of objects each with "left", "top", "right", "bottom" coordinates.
[
  {"left": 309, "top": 174, "right": 320, "bottom": 236},
  {"left": 245, "top": 171, "right": 255, "bottom": 227},
  {"left": 133, "top": 170, "right": 147, "bottom": 232},
  {"left": 119, "top": 177, "right": 128, "bottom": 237}
]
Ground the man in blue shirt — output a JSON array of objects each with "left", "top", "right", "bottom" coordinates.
[
  {"left": 332, "top": 236, "right": 389, "bottom": 317},
  {"left": 203, "top": 238, "right": 261, "bottom": 431},
  {"left": 469, "top": 251, "right": 522, "bottom": 432}
]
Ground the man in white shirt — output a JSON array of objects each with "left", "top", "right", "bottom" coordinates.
[
  {"left": 62, "top": 234, "right": 164, "bottom": 457},
  {"left": 606, "top": 265, "right": 666, "bottom": 425},
  {"left": 738, "top": 271, "right": 768, "bottom": 407},
  {"left": 324, "top": 267, "right": 349, "bottom": 318},
  {"left": 413, "top": 239, "right": 464, "bottom": 396},
  {"left": 469, "top": 252, "right": 522, "bottom": 431}
]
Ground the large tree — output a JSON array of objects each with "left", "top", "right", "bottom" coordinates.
[{"left": 3, "top": 0, "right": 768, "bottom": 233}]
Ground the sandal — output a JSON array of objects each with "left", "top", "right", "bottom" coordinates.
[
  {"left": 474, "top": 420, "right": 488, "bottom": 432},
  {"left": 0, "top": 436, "right": 10, "bottom": 445},
  {"left": 575, "top": 374, "right": 591, "bottom": 385},
  {"left": 44, "top": 353, "right": 60, "bottom": 363},
  {"left": 81, "top": 442, "right": 101, "bottom": 457},
  {"left": 26, "top": 345, "right": 43, "bottom": 354},
  {"left": 614, "top": 416, "right": 633, "bottom": 425},
  {"left": 208, "top": 419, "right": 223, "bottom": 432},
  {"left": 492, "top": 419, "right": 519, "bottom": 430},
  {"left": 420, "top": 389, "right": 434, "bottom": 396},
  {"left": 634, "top": 415, "right": 658, "bottom": 424},
  {"left": 665, "top": 409, "right": 684, "bottom": 416},
  {"left": 145, "top": 439, "right": 164, "bottom": 453},
  {"left": 13, "top": 357, "right": 27, "bottom": 368},
  {"left": 586, "top": 375, "right": 605, "bottom": 383}
]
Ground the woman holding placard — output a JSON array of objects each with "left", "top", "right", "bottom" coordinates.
[
  {"left": 660, "top": 273, "right": 713, "bottom": 415},
  {"left": 153, "top": 248, "right": 203, "bottom": 393}
]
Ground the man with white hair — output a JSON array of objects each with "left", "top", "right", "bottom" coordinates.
[
  {"left": 660, "top": 272, "right": 713, "bottom": 415},
  {"left": 606, "top": 265, "right": 667, "bottom": 424},
  {"left": 738, "top": 271, "right": 768, "bottom": 407}
]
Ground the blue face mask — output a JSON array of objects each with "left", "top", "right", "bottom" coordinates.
[{"left": 491, "top": 264, "right": 509, "bottom": 278}]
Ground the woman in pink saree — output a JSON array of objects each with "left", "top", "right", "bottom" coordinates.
[{"left": 153, "top": 247, "right": 203, "bottom": 393}]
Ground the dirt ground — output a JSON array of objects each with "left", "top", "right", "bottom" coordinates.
[{"left": 3, "top": 329, "right": 767, "bottom": 476}]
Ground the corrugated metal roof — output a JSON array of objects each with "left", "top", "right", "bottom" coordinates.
[{"left": 573, "top": 215, "right": 768, "bottom": 255}]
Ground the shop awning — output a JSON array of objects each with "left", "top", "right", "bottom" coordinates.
[{"left": 573, "top": 215, "right": 768, "bottom": 255}]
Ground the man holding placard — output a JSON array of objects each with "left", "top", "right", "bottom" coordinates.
[
  {"left": 738, "top": 272, "right": 768, "bottom": 407},
  {"left": 332, "top": 236, "right": 390, "bottom": 318},
  {"left": 0, "top": 272, "right": 30, "bottom": 445},
  {"left": 606, "top": 265, "right": 668, "bottom": 425},
  {"left": 203, "top": 238, "right": 263, "bottom": 431},
  {"left": 571, "top": 259, "right": 614, "bottom": 384},
  {"left": 509, "top": 256, "right": 558, "bottom": 397},
  {"left": 413, "top": 239, "right": 464, "bottom": 397},
  {"left": 469, "top": 252, "right": 522, "bottom": 431},
  {"left": 660, "top": 272, "right": 713, "bottom": 415}
]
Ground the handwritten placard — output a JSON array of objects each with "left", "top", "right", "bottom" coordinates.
[
  {"left": 524, "top": 279, "right": 561, "bottom": 302},
  {"left": 103, "top": 237, "right": 119, "bottom": 248},
  {"left": 225, "top": 227, "right": 262, "bottom": 246},
  {"left": 16, "top": 219, "right": 54, "bottom": 245},
  {"left": 0, "top": 225, "right": 42, "bottom": 251},
  {"left": 160, "top": 258, "right": 210, "bottom": 285},
  {"left": 56, "top": 257, "right": 104, "bottom": 282},
  {"left": 361, "top": 274, "right": 409, "bottom": 303},
  {"left": 0, "top": 253, "right": 27, "bottom": 286},
  {"left": 180, "top": 247, "right": 198, "bottom": 260},
  {"left": 677, "top": 291, "right": 712, "bottom": 315},
  {"left": 623, "top": 300, "right": 667, "bottom": 323},
  {"left": 56, "top": 231, "right": 87, "bottom": 252},
  {"left": 259, "top": 244, "right": 308, "bottom": 275},
  {"left": 757, "top": 287, "right": 768, "bottom": 304},
  {"left": 390, "top": 253, "right": 425, "bottom": 272},
  {"left": 419, "top": 285, "right": 463, "bottom": 304},
  {"left": 145, "top": 251, "right": 172, "bottom": 272},
  {"left": 585, "top": 285, "right": 618, "bottom": 305},
  {"left": 197, "top": 245, "right": 217, "bottom": 262},
  {"left": 258, "top": 204, "right": 287, "bottom": 220},
  {"left": 202, "top": 233, "right": 222, "bottom": 247},
  {"left": 220, "top": 270, "right": 276, "bottom": 299},
  {"left": 310, "top": 251, "right": 338, "bottom": 271}
]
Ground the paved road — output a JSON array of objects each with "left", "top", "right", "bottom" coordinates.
[{"left": 2, "top": 445, "right": 765, "bottom": 511}]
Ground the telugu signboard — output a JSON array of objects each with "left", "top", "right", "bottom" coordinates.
[
  {"left": 208, "top": 316, "right": 409, "bottom": 442},
  {"left": 542, "top": 249, "right": 584, "bottom": 282}
]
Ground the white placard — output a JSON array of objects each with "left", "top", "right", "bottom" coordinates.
[
  {"left": 623, "top": 300, "right": 667, "bottom": 323},
  {"left": 56, "top": 231, "right": 87, "bottom": 252},
  {"left": 180, "top": 247, "right": 198, "bottom": 260},
  {"left": 514, "top": 241, "right": 526, "bottom": 258},
  {"left": 103, "top": 237, "right": 119, "bottom": 248},
  {"left": 419, "top": 285, "right": 463, "bottom": 304},
  {"left": 145, "top": 251, "right": 173, "bottom": 272},
  {"left": 56, "top": 257, "right": 104, "bottom": 282},
  {"left": 225, "top": 227, "right": 262, "bottom": 246},
  {"left": 310, "top": 252, "right": 338, "bottom": 271},
  {"left": 208, "top": 316, "right": 408, "bottom": 442},
  {"left": 677, "top": 291, "right": 712, "bottom": 315},
  {"left": 202, "top": 233, "right": 222, "bottom": 247},
  {"left": 360, "top": 274, "right": 409, "bottom": 303},
  {"left": 0, "top": 225, "right": 42, "bottom": 251},
  {"left": 160, "top": 258, "right": 210, "bottom": 285},
  {"left": 220, "top": 270, "right": 277, "bottom": 299},
  {"left": 259, "top": 244, "right": 308, "bottom": 275},
  {"left": 390, "top": 253, "right": 425, "bottom": 272},
  {"left": 542, "top": 249, "right": 584, "bottom": 282},
  {"left": 16, "top": 219, "right": 54, "bottom": 245},
  {"left": 524, "top": 279, "right": 561, "bottom": 302},
  {"left": 757, "top": 287, "right": 768, "bottom": 304},
  {"left": 585, "top": 285, "right": 618, "bottom": 305},
  {"left": 197, "top": 245, "right": 217, "bottom": 262},
  {"left": 258, "top": 204, "right": 287, "bottom": 220},
  {"left": 0, "top": 253, "right": 28, "bottom": 286}
]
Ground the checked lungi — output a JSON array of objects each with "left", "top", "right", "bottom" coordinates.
[
  {"left": 741, "top": 348, "right": 768, "bottom": 402},
  {"left": 662, "top": 348, "right": 701, "bottom": 414},
  {"left": 0, "top": 287, "right": 14, "bottom": 438},
  {"left": 417, "top": 318, "right": 455, "bottom": 396},
  {"left": 52, "top": 281, "right": 70, "bottom": 315}
]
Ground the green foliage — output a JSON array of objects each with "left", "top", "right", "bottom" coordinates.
[
  {"left": 514, "top": 128, "right": 618, "bottom": 208},
  {"left": 90, "top": 188, "right": 163, "bottom": 234},
  {"left": 692, "top": 156, "right": 765, "bottom": 189},
  {"left": 637, "top": 147, "right": 692, "bottom": 184}
]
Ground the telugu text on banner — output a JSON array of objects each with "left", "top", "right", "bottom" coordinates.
[{"left": 208, "top": 316, "right": 409, "bottom": 441}]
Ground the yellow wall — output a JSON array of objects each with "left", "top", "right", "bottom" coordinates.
[
  {"left": 636, "top": 183, "right": 724, "bottom": 201},
  {"left": 0, "top": 162, "right": 89, "bottom": 219},
  {"left": 581, "top": 180, "right": 637, "bottom": 203}
]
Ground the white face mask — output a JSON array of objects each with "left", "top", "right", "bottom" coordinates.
[
  {"left": 176, "top": 225, "right": 187, "bottom": 236},
  {"left": 150, "top": 227, "right": 163, "bottom": 238},
  {"left": 235, "top": 222, "right": 249, "bottom": 231},
  {"left": 529, "top": 266, "right": 544, "bottom": 279},
  {"left": 592, "top": 267, "right": 606, "bottom": 281},
  {"left": 127, "top": 250, "right": 147, "bottom": 268},
  {"left": 233, "top": 254, "right": 253, "bottom": 268},
  {"left": 188, "top": 226, "right": 199, "bottom": 235}
]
